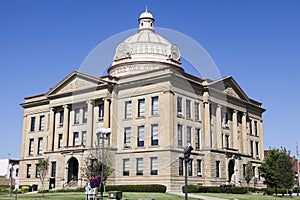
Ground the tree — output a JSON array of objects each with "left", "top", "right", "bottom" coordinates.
[
  {"left": 260, "top": 147, "right": 294, "bottom": 196},
  {"left": 36, "top": 158, "right": 49, "bottom": 196},
  {"left": 244, "top": 161, "right": 254, "bottom": 193}
]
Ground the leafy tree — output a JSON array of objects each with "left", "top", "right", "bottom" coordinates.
[
  {"left": 36, "top": 158, "right": 49, "bottom": 196},
  {"left": 244, "top": 161, "right": 254, "bottom": 193},
  {"left": 260, "top": 147, "right": 294, "bottom": 196}
]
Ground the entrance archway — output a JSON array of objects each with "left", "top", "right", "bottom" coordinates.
[
  {"left": 67, "top": 157, "right": 79, "bottom": 182},
  {"left": 228, "top": 159, "right": 235, "bottom": 183}
]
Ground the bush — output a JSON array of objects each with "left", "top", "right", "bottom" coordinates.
[
  {"left": 105, "top": 184, "right": 166, "bottom": 193},
  {"left": 231, "top": 187, "right": 247, "bottom": 194},
  {"left": 182, "top": 185, "right": 251, "bottom": 194},
  {"left": 20, "top": 185, "right": 32, "bottom": 193}
]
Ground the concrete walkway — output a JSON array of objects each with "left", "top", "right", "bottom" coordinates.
[{"left": 168, "top": 192, "right": 229, "bottom": 200}]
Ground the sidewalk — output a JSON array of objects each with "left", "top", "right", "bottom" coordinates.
[{"left": 168, "top": 192, "right": 229, "bottom": 200}]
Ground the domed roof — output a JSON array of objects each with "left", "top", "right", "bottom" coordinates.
[{"left": 108, "top": 8, "right": 181, "bottom": 77}]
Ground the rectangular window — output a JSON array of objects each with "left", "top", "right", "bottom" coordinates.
[
  {"left": 151, "top": 124, "right": 159, "bottom": 146},
  {"left": 252, "top": 166, "right": 256, "bottom": 176},
  {"left": 58, "top": 134, "right": 63, "bottom": 149},
  {"left": 243, "top": 164, "right": 246, "bottom": 178},
  {"left": 123, "top": 159, "right": 129, "bottom": 176},
  {"left": 138, "top": 99, "right": 145, "bottom": 117},
  {"left": 15, "top": 169, "right": 19, "bottom": 177},
  {"left": 256, "top": 142, "right": 259, "bottom": 159},
  {"left": 29, "top": 138, "right": 34, "bottom": 155},
  {"left": 73, "top": 132, "right": 79, "bottom": 146},
  {"left": 151, "top": 96, "right": 159, "bottom": 116},
  {"left": 37, "top": 137, "right": 43, "bottom": 155},
  {"left": 137, "top": 126, "right": 144, "bottom": 147},
  {"left": 35, "top": 164, "right": 40, "bottom": 178},
  {"left": 197, "top": 160, "right": 202, "bottom": 177},
  {"left": 179, "top": 158, "right": 184, "bottom": 176},
  {"left": 216, "top": 161, "right": 220, "bottom": 178},
  {"left": 39, "top": 115, "right": 45, "bottom": 131},
  {"left": 30, "top": 117, "right": 36, "bottom": 132},
  {"left": 250, "top": 141, "right": 254, "bottom": 157},
  {"left": 59, "top": 111, "right": 64, "bottom": 126},
  {"left": 83, "top": 107, "right": 88, "bottom": 123},
  {"left": 188, "top": 159, "right": 193, "bottom": 176},
  {"left": 194, "top": 102, "right": 200, "bottom": 121},
  {"left": 125, "top": 101, "right": 132, "bottom": 119},
  {"left": 254, "top": 121, "right": 258, "bottom": 136},
  {"left": 249, "top": 119, "right": 252, "bottom": 135},
  {"left": 74, "top": 108, "right": 80, "bottom": 124},
  {"left": 186, "top": 100, "right": 191, "bottom": 119},
  {"left": 177, "top": 97, "right": 182, "bottom": 114},
  {"left": 51, "top": 161, "right": 56, "bottom": 177},
  {"left": 124, "top": 127, "right": 131, "bottom": 147},
  {"left": 98, "top": 103, "right": 104, "bottom": 121},
  {"left": 150, "top": 157, "right": 158, "bottom": 175},
  {"left": 26, "top": 164, "right": 31, "bottom": 178},
  {"left": 195, "top": 128, "right": 200, "bottom": 149},
  {"left": 136, "top": 158, "right": 143, "bottom": 175},
  {"left": 186, "top": 126, "right": 192, "bottom": 145},
  {"left": 82, "top": 131, "right": 87, "bottom": 146},
  {"left": 225, "top": 135, "right": 229, "bottom": 149},
  {"left": 178, "top": 124, "right": 183, "bottom": 146}
]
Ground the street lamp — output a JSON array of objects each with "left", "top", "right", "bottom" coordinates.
[
  {"left": 184, "top": 143, "right": 193, "bottom": 200},
  {"left": 96, "top": 128, "right": 111, "bottom": 200}
]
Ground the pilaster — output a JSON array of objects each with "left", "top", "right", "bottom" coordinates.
[
  {"left": 232, "top": 110, "right": 238, "bottom": 150},
  {"left": 216, "top": 104, "right": 222, "bottom": 149},
  {"left": 86, "top": 100, "right": 94, "bottom": 147},
  {"left": 62, "top": 105, "right": 70, "bottom": 148},
  {"left": 47, "top": 108, "right": 55, "bottom": 151},
  {"left": 241, "top": 113, "right": 248, "bottom": 155}
]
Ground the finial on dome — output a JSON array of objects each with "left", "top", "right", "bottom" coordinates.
[
  {"left": 145, "top": 6, "right": 148, "bottom": 12},
  {"left": 138, "top": 7, "right": 155, "bottom": 32}
]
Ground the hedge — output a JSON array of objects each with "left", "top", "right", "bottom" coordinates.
[
  {"left": 105, "top": 184, "right": 166, "bottom": 193},
  {"left": 182, "top": 185, "right": 257, "bottom": 194}
]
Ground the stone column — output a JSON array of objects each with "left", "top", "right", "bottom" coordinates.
[
  {"left": 86, "top": 100, "right": 94, "bottom": 148},
  {"left": 62, "top": 105, "right": 70, "bottom": 148},
  {"left": 258, "top": 120, "right": 264, "bottom": 160},
  {"left": 20, "top": 115, "right": 27, "bottom": 159},
  {"left": 216, "top": 105, "right": 222, "bottom": 149},
  {"left": 232, "top": 110, "right": 238, "bottom": 150},
  {"left": 203, "top": 91, "right": 210, "bottom": 149},
  {"left": 241, "top": 113, "right": 248, "bottom": 155},
  {"left": 47, "top": 108, "right": 56, "bottom": 151},
  {"left": 235, "top": 157, "right": 239, "bottom": 185},
  {"left": 103, "top": 99, "right": 110, "bottom": 128}
]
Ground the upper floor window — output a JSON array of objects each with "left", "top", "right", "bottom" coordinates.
[
  {"left": 35, "top": 164, "right": 40, "bottom": 178},
  {"left": 26, "top": 164, "right": 31, "bottom": 178},
  {"left": 249, "top": 119, "right": 252, "bottom": 135},
  {"left": 73, "top": 132, "right": 79, "bottom": 146},
  {"left": 254, "top": 121, "right": 258, "bottom": 136},
  {"left": 151, "top": 96, "right": 159, "bottom": 116},
  {"left": 136, "top": 158, "right": 143, "bottom": 175},
  {"left": 188, "top": 159, "right": 193, "bottom": 176},
  {"left": 177, "top": 97, "right": 182, "bottom": 114},
  {"left": 98, "top": 103, "right": 104, "bottom": 121},
  {"left": 30, "top": 117, "right": 36, "bottom": 132},
  {"left": 82, "top": 107, "right": 88, "bottom": 123},
  {"left": 74, "top": 108, "right": 80, "bottom": 124},
  {"left": 58, "top": 134, "right": 63, "bottom": 149},
  {"left": 29, "top": 138, "right": 34, "bottom": 155},
  {"left": 179, "top": 158, "right": 184, "bottom": 176},
  {"left": 138, "top": 99, "right": 145, "bottom": 117},
  {"left": 39, "top": 115, "right": 45, "bottom": 131},
  {"left": 124, "top": 127, "right": 131, "bottom": 148},
  {"left": 178, "top": 124, "right": 183, "bottom": 146},
  {"left": 150, "top": 157, "right": 158, "bottom": 175},
  {"left": 250, "top": 140, "right": 254, "bottom": 157},
  {"left": 151, "top": 124, "right": 159, "bottom": 146},
  {"left": 186, "top": 126, "right": 192, "bottom": 145},
  {"left": 37, "top": 137, "right": 43, "bottom": 155},
  {"left": 51, "top": 161, "right": 56, "bottom": 177},
  {"left": 194, "top": 102, "right": 200, "bottom": 121},
  {"left": 137, "top": 126, "right": 144, "bottom": 147},
  {"left": 225, "top": 135, "right": 229, "bottom": 149},
  {"left": 123, "top": 159, "right": 130, "bottom": 176},
  {"left": 195, "top": 128, "right": 201, "bottom": 150},
  {"left": 59, "top": 111, "right": 64, "bottom": 126},
  {"left": 82, "top": 131, "right": 87, "bottom": 146},
  {"left": 186, "top": 100, "right": 191, "bottom": 119},
  {"left": 197, "top": 159, "right": 202, "bottom": 177},
  {"left": 255, "top": 141, "right": 259, "bottom": 159},
  {"left": 125, "top": 101, "right": 132, "bottom": 119}
]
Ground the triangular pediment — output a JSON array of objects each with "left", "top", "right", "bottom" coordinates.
[
  {"left": 208, "top": 76, "right": 249, "bottom": 101},
  {"left": 47, "top": 71, "right": 105, "bottom": 96}
]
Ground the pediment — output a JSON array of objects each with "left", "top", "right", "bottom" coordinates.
[{"left": 47, "top": 71, "right": 103, "bottom": 96}]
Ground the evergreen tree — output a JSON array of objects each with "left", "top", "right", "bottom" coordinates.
[{"left": 244, "top": 161, "right": 254, "bottom": 193}]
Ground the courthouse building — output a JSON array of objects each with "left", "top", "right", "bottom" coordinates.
[{"left": 19, "top": 9, "right": 265, "bottom": 191}]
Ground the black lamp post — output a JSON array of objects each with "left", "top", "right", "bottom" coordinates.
[{"left": 184, "top": 144, "right": 193, "bottom": 200}]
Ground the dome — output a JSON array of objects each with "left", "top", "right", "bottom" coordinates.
[{"left": 108, "top": 8, "right": 181, "bottom": 77}]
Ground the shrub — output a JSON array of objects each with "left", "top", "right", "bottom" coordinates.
[
  {"left": 231, "top": 187, "right": 247, "bottom": 194},
  {"left": 20, "top": 185, "right": 31, "bottom": 193},
  {"left": 206, "top": 186, "right": 220, "bottom": 193},
  {"left": 105, "top": 184, "right": 166, "bottom": 193}
]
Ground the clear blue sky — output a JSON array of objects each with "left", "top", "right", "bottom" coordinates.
[{"left": 1, "top": 0, "right": 300, "bottom": 159}]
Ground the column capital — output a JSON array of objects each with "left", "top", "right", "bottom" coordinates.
[
  {"left": 50, "top": 107, "right": 56, "bottom": 112},
  {"left": 243, "top": 112, "right": 247, "bottom": 116},
  {"left": 86, "top": 100, "right": 94, "bottom": 105},
  {"left": 217, "top": 104, "right": 222, "bottom": 108},
  {"left": 233, "top": 109, "right": 238, "bottom": 113},
  {"left": 63, "top": 105, "right": 69, "bottom": 109}
]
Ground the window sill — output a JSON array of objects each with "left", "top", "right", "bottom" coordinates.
[
  {"left": 150, "top": 114, "right": 159, "bottom": 118},
  {"left": 136, "top": 116, "right": 145, "bottom": 120},
  {"left": 123, "top": 118, "right": 132, "bottom": 121}
]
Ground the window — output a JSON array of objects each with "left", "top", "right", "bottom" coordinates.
[
  {"left": 125, "top": 101, "right": 132, "bottom": 119},
  {"left": 150, "top": 157, "right": 158, "bottom": 175},
  {"left": 255, "top": 142, "right": 259, "bottom": 159},
  {"left": 51, "top": 162, "right": 56, "bottom": 177},
  {"left": 151, "top": 124, "right": 158, "bottom": 146},
  {"left": 177, "top": 97, "right": 182, "bottom": 114},
  {"left": 252, "top": 166, "right": 256, "bottom": 176},
  {"left": 243, "top": 164, "right": 246, "bottom": 178},
  {"left": 138, "top": 99, "right": 145, "bottom": 117},
  {"left": 73, "top": 132, "right": 79, "bottom": 146},
  {"left": 249, "top": 119, "right": 252, "bottom": 135},
  {"left": 35, "top": 164, "right": 40, "bottom": 178},
  {"left": 59, "top": 111, "right": 64, "bottom": 126},
  {"left": 178, "top": 124, "right": 183, "bottom": 146},
  {"left": 15, "top": 169, "right": 19, "bottom": 177},
  {"left": 39, "top": 115, "right": 45, "bottom": 131},
  {"left": 225, "top": 135, "right": 229, "bottom": 149},
  {"left": 216, "top": 161, "right": 220, "bottom": 178},
  {"left": 194, "top": 102, "right": 200, "bottom": 121},
  {"left": 83, "top": 107, "right": 88, "bottom": 123},
  {"left": 98, "top": 103, "right": 104, "bottom": 121},
  {"left": 186, "top": 126, "right": 192, "bottom": 145},
  {"left": 37, "top": 137, "right": 43, "bottom": 155},
  {"left": 124, "top": 127, "right": 131, "bottom": 147},
  {"left": 136, "top": 158, "right": 143, "bottom": 175},
  {"left": 179, "top": 158, "right": 184, "bottom": 176},
  {"left": 29, "top": 138, "right": 34, "bottom": 155},
  {"left": 26, "top": 164, "right": 31, "bottom": 178},
  {"left": 186, "top": 100, "right": 191, "bottom": 119},
  {"left": 254, "top": 121, "right": 258, "bottom": 136},
  {"left": 137, "top": 126, "right": 144, "bottom": 147},
  {"left": 188, "top": 159, "right": 193, "bottom": 176},
  {"left": 250, "top": 141, "right": 254, "bottom": 157},
  {"left": 58, "top": 134, "right": 63, "bottom": 149},
  {"left": 82, "top": 131, "right": 87, "bottom": 146},
  {"left": 195, "top": 128, "right": 200, "bottom": 149},
  {"left": 123, "top": 159, "right": 129, "bottom": 176},
  {"left": 197, "top": 160, "right": 202, "bottom": 177},
  {"left": 74, "top": 108, "right": 80, "bottom": 124},
  {"left": 151, "top": 96, "right": 159, "bottom": 116},
  {"left": 30, "top": 117, "right": 36, "bottom": 132}
]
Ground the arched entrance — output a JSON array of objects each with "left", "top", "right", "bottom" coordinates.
[
  {"left": 67, "top": 157, "right": 79, "bottom": 182},
  {"left": 228, "top": 159, "right": 235, "bottom": 183}
]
